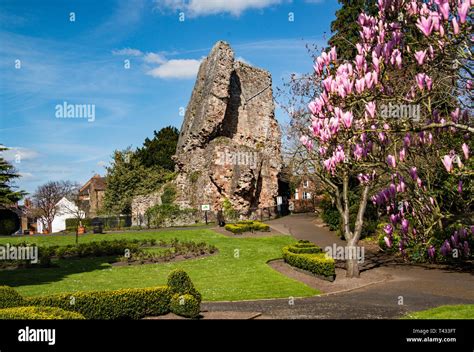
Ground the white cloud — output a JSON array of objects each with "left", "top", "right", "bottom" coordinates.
[
  {"left": 112, "top": 48, "right": 143, "bottom": 56},
  {"left": 236, "top": 56, "right": 252, "bottom": 65},
  {"left": 97, "top": 160, "right": 107, "bottom": 167},
  {"left": 18, "top": 172, "right": 35, "bottom": 180},
  {"left": 147, "top": 59, "right": 202, "bottom": 79},
  {"left": 0, "top": 146, "right": 39, "bottom": 162},
  {"left": 155, "top": 0, "right": 285, "bottom": 17},
  {"left": 144, "top": 52, "right": 167, "bottom": 64}
]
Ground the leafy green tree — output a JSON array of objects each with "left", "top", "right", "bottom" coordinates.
[
  {"left": 136, "top": 126, "right": 179, "bottom": 171},
  {"left": 103, "top": 148, "right": 172, "bottom": 215},
  {"left": 328, "top": 0, "right": 377, "bottom": 61},
  {"left": 0, "top": 146, "right": 26, "bottom": 206}
]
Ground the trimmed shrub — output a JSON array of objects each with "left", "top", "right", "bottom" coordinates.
[
  {"left": 170, "top": 294, "right": 200, "bottom": 318},
  {"left": 167, "top": 269, "right": 202, "bottom": 303},
  {"left": 282, "top": 245, "right": 335, "bottom": 279},
  {"left": 0, "top": 269, "right": 201, "bottom": 319},
  {"left": 0, "top": 286, "right": 25, "bottom": 308},
  {"left": 225, "top": 221, "right": 270, "bottom": 234},
  {"left": 224, "top": 224, "right": 247, "bottom": 234},
  {"left": 288, "top": 246, "right": 322, "bottom": 254},
  {"left": 27, "top": 286, "right": 172, "bottom": 319},
  {"left": 37, "top": 240, "right": 141, "bottom": 262},
  {"left": 286, "top": 240, "right": 322, "bottom": 254},
  {"left": 0, "top": 306, "right": 85, "bottom": 320}
]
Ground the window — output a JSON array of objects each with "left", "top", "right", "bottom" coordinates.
[
  {"left": 303, "top": 180, "right": 309, "bottom": 188},
  {"left": 303, "top": 192, "right": 311, "bottom": 200},
  {"left": 294, "top": 189, "right": 299, "bottom": 200}
]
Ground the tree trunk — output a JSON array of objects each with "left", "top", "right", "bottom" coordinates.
[
  {"left": 47, "top": 221, "right": 53, "bottom": 234},
  {"left": 346, "top": 258, "right": 360, "bottom": 278}
]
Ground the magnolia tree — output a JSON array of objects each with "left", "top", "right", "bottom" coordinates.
[{"left": 293, "top": 0, "right": 472, "bottom": 277}]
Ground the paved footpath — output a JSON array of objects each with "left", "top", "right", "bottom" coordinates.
[{"left": 202, "top": 214, "right": 474, "bottom": 319}]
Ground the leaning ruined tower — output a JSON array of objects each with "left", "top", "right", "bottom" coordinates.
[{"left": 173, "top": 41, "right": 282, "bottom": 217}]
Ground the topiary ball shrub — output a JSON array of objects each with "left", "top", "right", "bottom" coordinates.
[
  {"left": 167, "top": 269, "right": 201, "bottom": 303},
  {"left": 0, "top": 286, "right": 25, "bottom": 308},
  {"left": 170, "top": 293, "right": 200, "bottom": 319}
]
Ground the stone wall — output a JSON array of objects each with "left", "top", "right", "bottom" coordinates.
[{"left": 131, "top": 191, "right": 162, "bottom": 226}]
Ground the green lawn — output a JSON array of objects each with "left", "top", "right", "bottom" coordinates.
[
  {"left": 0, "top": 230, "right": 319, "bottom": 301},
  {"left": 404, "top": 305, "right": 474, "bottom": 319}
]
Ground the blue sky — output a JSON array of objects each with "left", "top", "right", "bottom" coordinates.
[{"left": 0, "top": 0, "right": 340, "bottom": 197}]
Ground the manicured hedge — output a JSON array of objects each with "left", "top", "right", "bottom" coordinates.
[
  {"left": 0, "top": 270, "right": 202, "bottom": 319},
  {"left": 0, "top": 286, "right": 26, "bottom": 308},
  {"left": 282, "top": 243, "right": 335, "bottom": 279},
  {"left": 65, "top": 218, "right": 93, "bottom": 232},
  {"left": 0, "top": 306, "right": 85, "bottom": 320},
  {"left": 170, "top": 294, "right": 200, "bottom": 318},
  {"left": 40, "top": 240, "right": 141, "bottom": 259},
  {"left": 225, "top": 221, "right": 270, "bottom": 234},
  {"left": 27, "top": 287, "right": 172, "bottom": 320}
]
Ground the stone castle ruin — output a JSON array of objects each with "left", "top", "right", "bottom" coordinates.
[
  {"left": 174, "top": 41, "right": 282, "bottom": 217},
  {"left": 132, "top": 41, "right": 282, "bottom": 225}
]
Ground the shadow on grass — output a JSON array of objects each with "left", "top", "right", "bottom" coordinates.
[
  {"left": 0, "top": 256, "right": 115, "bottom": 289},
  {"left": 334, "top": 250, "right": 474, "bottom": 275}
]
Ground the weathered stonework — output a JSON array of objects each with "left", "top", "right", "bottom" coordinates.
[
  {"left": 131, "top": 191, "right": 162, "bottom": 226},
  {"left": 174, "top": 41, "right": 282, "bottom": 217}
]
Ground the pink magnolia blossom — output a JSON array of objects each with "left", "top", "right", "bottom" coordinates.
[
  {"left": 308, "top": 101, "right": 319, "bottom": 116},
  {"left": 452, "top": 17, "right": 460, "bottom": 35},
  {"left": 383, "top": 224, "right": 393, "bottom": 236},
  {"left": 409, "top": 167, "right": 418, "bottom": 180},
  {"left": 365, "top": 71, "right": 376, "bottom": 89},
  {"left": 441, "top": 155, "right": 453, "bottom": 172},
  {"left": 365, "top": 101, "right": 376, "bottom": 119},
  {"left": 399, "top": 148, "right": 406, "bottom": 162},
  {"left": 341, "top": 111, "right": 353, "bottom": 129},
  {"left": 401, "top": 218, "right": 409, "bottom": 234},
  {"left": 430, "top": 11, "right": 441, "bottom": 30},
  {"left": 458, "top": 180, "right": 463, "bottom": 194},
  {"left": 415, "top": 73, "right": 433, "bottom": 91},
  {"left": 416, "top": 16, "right": 433, "bottom": 36},
  {"left": 438, "top": 0, "right": 450, "bottom": 20},
  {"left": 391, "top": 49, "right": 402, "bottom": 69},
  {"left": 428, "top": 45, "right": 435, "bottom": 59},
  {"left": 439, "top": 23, "right": 445, "bottom": 36},
  {"left": 427, "top": 245, "right": 435, "bottom": 258},
  {"left": 403, "top": 133, "right": 411, "bottom": 147},
  {"left": 462, "top": 143, "right": 469, "bottom": 160},
  {"left": 451, "top": 108, "right": 460, "bottom": 122},
  {"left": 414, "top": 50, "right": 427, "bottom": 65},
  {"left": 458, "top": 1, "right": 470, "bottom": 23},
  {"left": 387, "top": 155, "right": 396, "bottom": 168},
  {"left": 355, "top": 54, "right": 366, "bottom": 72},
  {"left": 353, "top": 144, "right": 364, "bottom": 160},
  {"left": 415, "top": 73, "right": 425, "bottom": 90},
  {"left": 425, "top": 75, "right": 433, "bottom": 90},
  {"left": 355, "top": 78, "right": 365, "bottom": 94}
]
